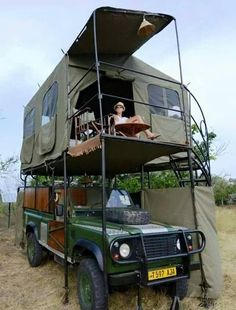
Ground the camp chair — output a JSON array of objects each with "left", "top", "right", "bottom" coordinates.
[
  {"left": 75, "top": 110, "right": 115, "bottom": 142},
  {"left": 74, "top": 108, "right": 97, "bottom": 143}
]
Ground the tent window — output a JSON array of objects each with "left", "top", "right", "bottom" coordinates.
[
  {"left": 24, "top": 108, "right": 35, "bottom": 138},
  {"left": 41, "top": 82, "right": 58, "bottom": 125},
  {"left": 148, "top": 84, "right": 181, "bottom": 118}
]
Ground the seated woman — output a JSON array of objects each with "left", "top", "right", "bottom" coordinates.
[{"left": 113, "top": 102, "right": 159, "bottom": 140}]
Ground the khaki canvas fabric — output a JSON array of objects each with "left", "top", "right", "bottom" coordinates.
[
  {"left": 21, "top": 52, "right": 190, "bottom": 173},
  {"left": 68, "top": 7, "right": 173, "bottom": 57},
  {"left": 21, "top": 58, "right": 68, "bottom": 171},
  {"left": 142, "top": 186, "right": 223, "bottom": 299},
  {"left": 194, "top": 187, "right": 223, "bottom": 298},
  {"left": 20, "top": 135, "right": 34, "bottom": 164}
]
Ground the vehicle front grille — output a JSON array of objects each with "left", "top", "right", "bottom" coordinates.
[{"left": 143, "top": 234, "right": 178, "bottom": 259}]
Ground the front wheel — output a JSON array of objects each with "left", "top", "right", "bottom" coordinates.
[
  {"left": 27, "top": 232, "right": 43, "bottom": 267},
  {"left": 77, "top": 258, "right": 107, "bottom": 310}
]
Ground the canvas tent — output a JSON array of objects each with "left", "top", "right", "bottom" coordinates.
[{"left": 20, "top": 7, "right": 190, "bottom": 176}]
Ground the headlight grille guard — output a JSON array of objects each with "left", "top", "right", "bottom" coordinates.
[{"left": 109, "top": 229, "right": 206, "bottom": 264}]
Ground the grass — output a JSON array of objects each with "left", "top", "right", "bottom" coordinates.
[{"left": 0, "top": 206, "right": 235, "bottom": 309}]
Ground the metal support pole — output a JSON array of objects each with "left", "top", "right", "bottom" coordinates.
[
  {"left": 147, "top": 171, "right": 151, "bottom": 189},
  {"left": 63, "top": 151, "right": 69, "bottom": 304},
  {"left": 21, "top": 175, "right": 27, "bottom": 248},
  {"left": 93, "top": 10, "right": 108, "bottom": 305},
  {"left": 93, "top": 10, "right": 104, "bottom": 128},
  {"left": 101, "top": 138, "right": 108, "bottom": 295},
  {"left": 141, "top": 165, "right": 144, "bottom": 190},
  {"left": 51, "top": 168, "right": 55, "bottom": 216},
  {"left": 8, "top": 203, "right": 11, "bottom": 228},
  {"left": 170, "top": 296, "right": 181, "bottom": 310},
  {"left": 174, "top": 19, "right": 189, "bottom": 145},
  {"left": 136, "top": 285, "right": 143, "bottom": 310}
]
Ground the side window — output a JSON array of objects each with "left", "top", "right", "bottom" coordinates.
[
  {"left": 24, "top": 108, "right": 35, "bottom": 138},
  {"left": 148, "top": 84, "right": 181, "bottom": 119},
  {"left": 41, "top": 82, "right": 58, "bottom": 126}
]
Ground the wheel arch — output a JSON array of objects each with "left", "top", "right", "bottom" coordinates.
[
  {"left": 26, "top": 222, "right": 39, "bottom": 240},
  {"left": 73, "top": 239, "right": 104, "bottom": 271}
]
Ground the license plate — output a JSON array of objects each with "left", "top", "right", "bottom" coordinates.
[{"left": 148, "top": 267, "right": 177, "bottom": 281}]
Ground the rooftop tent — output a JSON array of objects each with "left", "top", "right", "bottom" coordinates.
[{"left": 20, "top": 7, "right": 189, "bottom": 176}]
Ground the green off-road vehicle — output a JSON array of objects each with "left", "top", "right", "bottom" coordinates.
[{"left": 21, "top": 185, "right": 205, "bottom": 309}]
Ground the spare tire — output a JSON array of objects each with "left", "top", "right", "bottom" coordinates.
[{"left": 106, "top": 208, "right": 150, "bottom": 225}]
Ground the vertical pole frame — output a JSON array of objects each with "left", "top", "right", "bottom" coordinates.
[
  {"left": 174, "top": 19, "right": 189, "bottom": 145},
  {"left": 63, "top": 151, "right": 69, "bottom": 304},
  {"left": 8, "top": 202, "right": 11, "bottom": 228},
  {"left": 92, "top": 10, "right": 108, "bottom": 298},
  {"left": 62, "top": 50, "right": 71, "bottom": 305}
]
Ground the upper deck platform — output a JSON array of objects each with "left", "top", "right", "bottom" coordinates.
[{"left": 24, "top": 133, "right": 189, "bottom": 177}]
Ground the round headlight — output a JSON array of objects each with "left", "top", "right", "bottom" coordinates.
[
  {"left": 119, "top": 243, "right": 130, "bottom": 258},
  {"left": 176, "top": 238, "right": 181, "bottom": 251}
]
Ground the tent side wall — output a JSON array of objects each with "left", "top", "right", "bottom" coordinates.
[
  {"left": 125, "top": 57, "right": 190, "bottom": 145},
  {"left": 141, "top": 186, "right": 223, "bottom": 299},
  {"left": 20, "top": 54, "right": 190, "bottom": 173},
  {"left": 20, "top": 57, "right": 68, "bottom": 172}
]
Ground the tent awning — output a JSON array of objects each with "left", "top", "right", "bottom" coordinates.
[{"left": 68, "top": 7, "right": 173, "bottom": 57}]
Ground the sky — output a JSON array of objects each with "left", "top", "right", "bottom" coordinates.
[{"left": 0, "top": 0, "right": 236, "bottom": 179}]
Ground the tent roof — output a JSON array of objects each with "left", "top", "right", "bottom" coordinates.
[{"left": 68, "top": 7, "right": 174, "bottom": 56}]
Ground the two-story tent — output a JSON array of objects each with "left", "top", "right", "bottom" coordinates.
[{"left": 19, "top": 7, "right": 222, "bottom": 304}]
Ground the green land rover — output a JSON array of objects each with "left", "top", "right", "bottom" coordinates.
[{"left": 22, "top": 185, "right": 205, "bottom": 309}]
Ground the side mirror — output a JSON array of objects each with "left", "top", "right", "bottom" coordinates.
[{"left": 56, "top": 204, "right": 64, "bottom": 217}]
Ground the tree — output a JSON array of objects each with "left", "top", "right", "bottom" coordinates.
[
  {"left": 150, "top": 171, "right": 178, "bottom": 189},
  {"left": 191, "top": 124, "right": 226, "bottom": 162},
  {"left": 212, "top": 176, "right": 236, "bottom": 205},
  {"left": 0, "top": 155, "right": 18, "bottom": 175}
]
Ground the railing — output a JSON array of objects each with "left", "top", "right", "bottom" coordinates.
[
  {"left": 186, "top": 87, "right": 211, "bottom": 185},
  {"left": 69, "top": 60, "right": 211, "bottom": 185}
]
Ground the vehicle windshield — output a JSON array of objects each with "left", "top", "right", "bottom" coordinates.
[{"left": 106, "top": 189, "right": 134, "bottom": 208}]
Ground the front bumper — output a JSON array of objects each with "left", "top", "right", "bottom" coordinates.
[
  {"left": 108, "top": 264, "right": 190, "bottom": 287},
  {"left": 108, "top": 229, "right": 205, "bottom": 287}
]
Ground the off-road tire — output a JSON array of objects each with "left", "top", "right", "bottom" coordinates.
[
  {"left": 77, "top": 258, "right": 107, "bottom": 310},
  {"left": 27, "top": 232, "right": 43, "bottom": 267},
  {"left": 106, "top": 209, "right": 150, "bottom": 225},
  {"left": 169, "top": 278, "right": 188, "bottom": 300}
]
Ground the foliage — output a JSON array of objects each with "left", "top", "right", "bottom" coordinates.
[
  {"left": 191, "top": 124, "right": 217, "bottom": 161},
  {"left": 150, "top": 171, "right": 178, "bottom": 188},
  {"left": 116, "top": 174, "right": 141, "bottom": 193},
  {"left": 212, "top": 176, "right": 236, "bottom": 205},
  {"left": 29, "top": 175, "right": 55, "bottom": 186},
  {"left": 116, "top": 171, "right": 178, "bottom": 193},
  {"left": 0, "top": 155, "right": 18, "bottom": 174}
]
